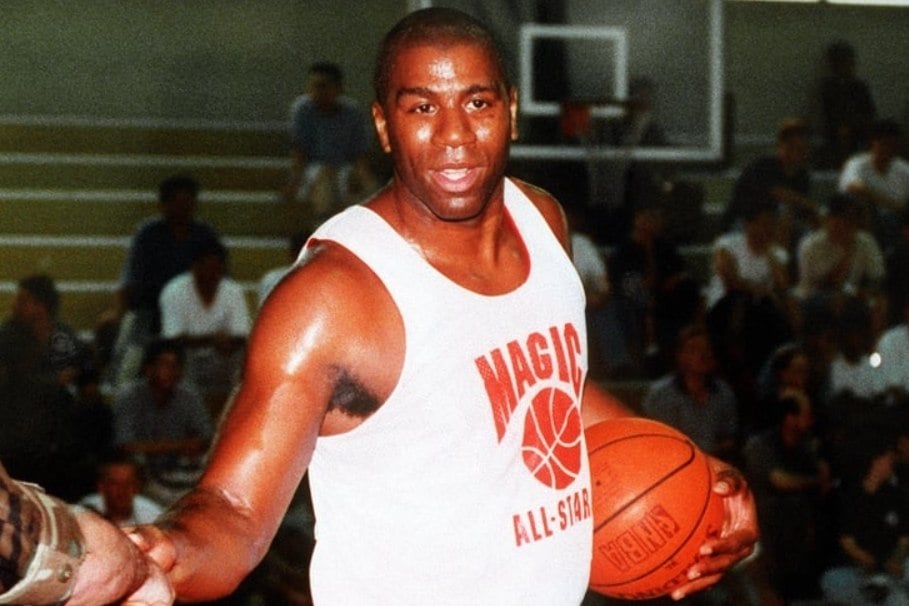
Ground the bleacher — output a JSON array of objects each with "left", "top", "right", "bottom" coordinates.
[{"left": 0, "top": 119, "right": 298, "bottom": 335}]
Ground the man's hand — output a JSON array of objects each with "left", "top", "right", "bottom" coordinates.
[
  {"left": 670, "top": 459, "right": 758, "bottom": 601},
  {"left": 67, "top": 512, "right": 174, "bottom": 606}
]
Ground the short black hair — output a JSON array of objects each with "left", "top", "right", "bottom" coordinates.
[
  {"left": 18, "top": 274, "right": 60, "bottom": 317},
  {"left": 869, "top": 118, "right": 902, "bottom": 141},
  {"left": 373, "top": 7, "right": 510, "bottom": 105},
  {"left": 158, "top": 174, "right": 199, "bottom": 204},
  {"left": 309, "top": 62, "right": 344, "bottom": 85},
  {"left": 188, "top": 237, "right": 228, "bottom": 266},
  {"left": 776, "top": 117, "right": 810, "bottom": 145}
]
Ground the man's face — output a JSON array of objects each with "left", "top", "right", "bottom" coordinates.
[
  {"left": 99, "top": 463, "right": 140, "bottom": 516},
  {"left": 162, "top": 189, "right": 197, "bottom": 226},
  {"left": 12, "top": 289, "right": 45, "bottom": 324},
  {"left": 372, "top": 42, "right": 517, "bottom": 222},
  {"left": 676, "top": 334, "right": 715, "bottom": 377},
  {"left": 146, "top": 351, "right": 182, "bottom": 392},
  {"left": 307, "top": 71, "right": 341, "bottom": 111},
  {"left": 778, "top": 136, "right": 810, "bottom": 170}
]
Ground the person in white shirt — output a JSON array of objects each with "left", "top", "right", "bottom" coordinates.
[
  {"left": 159, "top": 239, "right": 251, "bottom": 415},
  {"left": 875, "top": 299, "right": 909, "bottom": 399},
  {"left": 838, "top": 119, "right": 909, "bottom": 253},
  {"left": 78, "top": 456, "right": 164, "bottom": 527}
]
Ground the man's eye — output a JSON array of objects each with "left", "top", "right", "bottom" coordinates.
[
  {"left": 413, "top": 103, "right": 434, "bottom": 114},
  {"left": 469, "top": 98, "right": 490, "bottom": 109}
]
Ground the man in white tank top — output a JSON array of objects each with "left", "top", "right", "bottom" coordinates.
[{"left": 0, "top": 8, "right": 759, "bottom": 606}]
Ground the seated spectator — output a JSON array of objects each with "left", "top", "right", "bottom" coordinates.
[
  {"left": 105, "top": 174, "right": 222, "bottom": 393},
  {"left": 828, "top": 298, "right": 885, "bottom": 402},
  {"left": 820, "top": 430, "right": 909, "bottom": 606},
  {"left": 281, "top": 61, "right": 378, "bottom": 221},
  {"left": 874, "top": 298, "right": 909, "bottom": 401},
  {"left": 642, "top": 324, "right": 739, "bottom": 463},
  {"left": 796, "top": 193, "right": 885, "bottom": 330},
  {"left": 721, "top": 117, "right": 819, "bottom": 247},
  {"left": 0, "top": 318, "right": 85, "bottom": 502},
  {"left": 755, "top": 343, "right": 812, "bottom": 437},
  {"left": 838, "top": 118, "right": 909, "bottom": 254},
  {"left": 112, "top": 339, "right": 213, "bottom": 506},
  {"left": 159, "top": 238, "right": 251, "bottom": 416},
  {"left": 0, "top": 274, "right": 91, "bottom": 390},
  {"left": 608, "top": 205, "right": 699, "bottom": 377},
  {"left": 818, "top": 39, "right": 877, "bottom": 170},
  {"left": 884, "top": 208, "right": 909, "bottom": 322},
  {"left": 742, "top": 392, "right": 832, "bottom": 601},
  {"left": 78, "top": 455, "right": 164, "bottom": 527},
  {"left": 257, "top": 230, "right": 310, "bottom": 308},
  {"left": 706, "top": 202, "right": 794, "bottom": 416},
  {"left": 567, "top": 208, "right": 613, "bottom": 379}
]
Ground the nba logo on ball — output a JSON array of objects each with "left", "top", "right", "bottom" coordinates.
[{"left": 586, "top": 417, "right": 725, "bottom": 600}]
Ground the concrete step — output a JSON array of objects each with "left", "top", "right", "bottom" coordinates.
[
  {"left": 0, "top": 190, "right": 302, "bottom": 237},
  {"left": 0, "top": 235, "right": 287, "bottom": 282},
  {"left": 0, "top": 153, "right": 286, "bottom": 191},
  {"left": 0, "top": 119, "right": 286, "bottom": 157}
]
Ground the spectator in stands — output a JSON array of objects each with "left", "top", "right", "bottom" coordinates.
[
  {"left": 828, "top": 298, "right": 884, "bottom": 403},
  {"left": 819, "top": 40, "right": 877, "bottom": 170},
  {"left": 820, "top": 430, "right": 909, "bottom": 606},
  {"left": 257, "top": 230, "right": 310, "bottom": 308},
  {"left": 885, "top": 209, "right": 909, "bottom": 322},
  {"left": 742, "top": 392, "right": 832, "bottom": 601},
  {"left": 706, "top": 202, "right": 794, "bottom": 418},
  {"left": 642, "top": 324, "right": 739, "bottom": 463},
  {"left": 873, "top": 298, "right": 909, "bottom": 401},
  {"left": 159, "top": 238, "right": 251, "bottom": 415},
  {"left": 281, "top": 61, "right": 378, "bottom": 221},
  {"left": 78, "top": 455, "right": 164, "bottom": 527},
  {"left": 567, "top": 208, "right": 613, "bottom": 378},
  {"left": 755, "top": 343, "right": 813, "bottom": 437},
  {"left": 112, "top": 338, "right": 213, "bottom": 507},
  {"left": 721, "top": 117, "right": 819, "bottom": 248},
  {"left": 607, "top": 204, "right": 698, "bottom": 377},
  {"left": 0, "top": 274, "right": 91, "bottom": 390},
  {"left": 838, "top": 118, "right": 909, "bottom": 254},
  {"left": 0, "top": 312, "right": 87, "bottom": 502},
  {"left": 107, "top": 174, "right": 222, "bottom": 392},
  {"left": 795, "top": 193, "right": 885, "bottom": 330}
]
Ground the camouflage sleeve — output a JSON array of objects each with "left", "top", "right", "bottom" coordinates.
[{"left": 0, "top": 463, "right": 84, "bottom": 605}]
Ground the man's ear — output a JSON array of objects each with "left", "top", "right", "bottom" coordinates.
[{"left": 372, "top": 101, "right": 392, "bottom": 153}]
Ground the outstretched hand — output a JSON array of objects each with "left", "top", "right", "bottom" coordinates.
[{"left": 670, "top": 458, "right": 759, "bottom": 601}]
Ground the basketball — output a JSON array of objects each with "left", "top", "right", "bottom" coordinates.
[{"left": 586, "top": 417, "right": 725, "bottom": 600}]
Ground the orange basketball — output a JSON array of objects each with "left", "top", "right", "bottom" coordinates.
[{"left": 586, "top": 417, "right": 725, "bottom": 600}]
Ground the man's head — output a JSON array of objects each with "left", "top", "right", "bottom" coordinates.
[
  {"left": 778, "top": 392, "right": 813, "bottom": 442},
  {"left": 141, "top": 338, "right": 184, "bottom": 393},
  {"left": 13, "top": 274, "right": 59, "bottom": 323},
  {"left": 371, "top": 8, "right": 517, "bottom": 222},
  {"left": 373, "top": 8, "right": 510, "bottom": 107},
  {"left": 158, "top": 174, "right": 199, "bottom": 227},
  {"left": 674, "top": 325, "right": 715, "bottom": 378},
  {"left": 96, "top": 455, "right": 144, "bottom": 521},
  {"left": 824, "top": 192, "right": 862, "bottom": 245},
  {"left": 307, "top": 62, "right": 344, "bottom": 111},
  {"left": 189, "top": 238, "right": 228, "bottom": 297},
  {"left": 775, "top": 117, "right": 811, "bottom": 171},
  {"left": 868, "top": 118, "right": 902, "bottom": 171},
  {"left": 741, "top": 201, "right": 778, "bottom": 252}
]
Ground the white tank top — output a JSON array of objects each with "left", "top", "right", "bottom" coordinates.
[{"left": 305, "top": 179, "right": 592, "bottom": 605}]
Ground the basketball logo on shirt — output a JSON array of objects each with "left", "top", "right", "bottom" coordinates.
[
  {"left": 522, "top": 386, "right": 583, "bottom": 489},
  {"left": 474, "top": 322, "right": 584, "bottom": 489}
]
